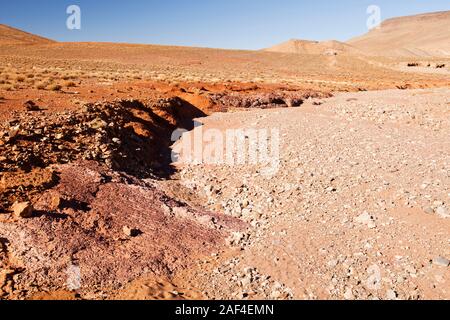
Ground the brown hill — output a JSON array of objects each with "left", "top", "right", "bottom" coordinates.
[
  {"left": 264, "top": 39, "right": 362, "bottom": 56},
  {"left": 348, "top": 11, "right": 450, "bottom": 57},
  {"left": 0, "top": 24, "right": 55, "bottom": 45}
]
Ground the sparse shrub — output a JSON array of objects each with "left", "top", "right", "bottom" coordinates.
[
  {"left": 15, "top": 75, "right": 25, "bottom": 82},
  {"left": 36, "top": 82, "right": 47, "bottom": 90},
  {"left": 64, "top": 81, "right": 76, "bottom": 88},
  {"left": 48, "top": 84, "right": 62, "bottom": 91},
  {"left": 26, "top": 73, "right": 35, "bottom": 79}
]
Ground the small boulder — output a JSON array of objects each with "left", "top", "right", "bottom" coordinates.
[
  {"left": 24, "top": 100, "right": 40, "bottom": 111},
  {"left": 123, "top": 226, "right": 141, "bottom": 237},
  {"left": 11, "top": 201, "right": 34, "bottom": 218},
  {"left": 50, "top": 193, "right": 62, "bottom": 211}
]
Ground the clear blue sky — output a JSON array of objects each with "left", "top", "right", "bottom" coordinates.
[{"left": 1, "top": 0, "right": 449, "bottom": 49}]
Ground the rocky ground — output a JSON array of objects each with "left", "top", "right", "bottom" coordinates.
[
  {"left": 167, "top": 88, "right": 449, "bottom": 300},
  {"left": 0, "top": 87, "right": 448, "bottom": 300}
]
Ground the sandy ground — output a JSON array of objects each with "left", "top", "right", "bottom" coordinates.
[{"left": 166, "top": 88, "right": 450, "bottom": 300}]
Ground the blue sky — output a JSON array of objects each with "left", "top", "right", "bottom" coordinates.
[{"left": 0, "top": 0, "right": 449, "bottom": 49}]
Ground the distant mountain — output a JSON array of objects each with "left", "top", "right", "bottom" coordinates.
[
  {"left": 264, "top": 39, "right": 363, "bottom": 56},
  {"left": 0, "top": 24, "right": 55, "bottom": 45},
  {"left": 348, "top": 11, "right": 450, "bottom": 57}
]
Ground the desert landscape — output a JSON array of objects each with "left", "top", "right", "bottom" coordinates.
[{"left": 0, "top": 8, "right": 449, "bottom": 301}]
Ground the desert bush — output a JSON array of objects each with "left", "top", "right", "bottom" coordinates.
[
  {"left": 35, "top": 82, "right": 47, "bottom": 90},
  {"left": 48, "top": 84, "right": 62, "bottom": 91},
  {"left": 15, "top": 75, "right": 26, "bottom": 82},
  {"left": 64, "top": 81, "right": 76, "bottom": 88}
]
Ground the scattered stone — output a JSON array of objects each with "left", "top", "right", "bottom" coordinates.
[
  {"left": 435, "top": 206, "right": 449, "bottom": 218},
  {"left": 8, "top": 125, "right": 20, "bottom": 139},
  {"left": 270, "top": 290, "right": 282, "bottom": 299},
  {"left": 386, "top": 289, "right": 398, "bottom": 300},
  {"left": 344, "top": 287, "right": 354, "bottom": 300},
  {"left": 11, "top": 202, "right": 34, "bottom": 218},
  {"left": 122, "top": 226, "right": 141, "bottom": 237},
  {"left": 354, "top": 211, "right": 376, "bottom": 228},
  {"left": 24, "top": 100, "right": 41, "bottom": 111},
  {"left": 50, "top": 194, "right": 62, "bottom": 211},
  {"left": 423, "top": 206, "right": 434, "bottom": 214},
  {"left": 432, "top": 257, "right": 450, "bottom": 267}
]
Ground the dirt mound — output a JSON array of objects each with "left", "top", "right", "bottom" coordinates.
[
  {"left": 0, "top": 98, "right": 207, "bottom": 211},
  {"left": 348, "top": 11, "right": 450, "bottom": 57},
  {"left": 265, "top": 39, "right": 363, "bottom": 56},
  {"left": 0, "top": 24, "right": 55, "bottom": 45},
  {"left": 0, "top": 161, "right": 244, "bottom": 300}
]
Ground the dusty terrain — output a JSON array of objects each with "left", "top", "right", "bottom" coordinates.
[
  {"left": 264, "top": 39, "right": 363, "bottom": 56},
  {"left": 169, "top": 88, "right": 449, "bottom": 300},
  {"left": 0, "top": 17, "right": 449, "bottom": 300}
]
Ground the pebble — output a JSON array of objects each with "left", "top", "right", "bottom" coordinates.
[
  {"left": 354, "top": 211, "right": 376, "bottom": 228},
  {"left": 344, "top": 287, "right": 354, "bottom": 300},
  {"left": 386, "top": 289, "right": 398, "bottom": 300},
  {"left": 435, "top": 206, "right": 449, "bottom": 218},
  {"left": 270, "top": 290, "right": 281, "bottom": 299},
  {"left": 432, "top": 257, "right": 450, "bottom": 267}
]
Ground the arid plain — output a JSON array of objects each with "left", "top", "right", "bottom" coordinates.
[{"left": 0, "top": 11, "right": 449, "bottom": 300}]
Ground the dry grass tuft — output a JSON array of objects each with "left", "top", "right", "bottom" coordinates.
[
  {"left": 35, "top": 82, "right": 47, "bottom": 90},
  {"left": 48, "top": 84, "right": 62, "bottom": 91},
  {"left": 64, "top": 81, "right": 76, "bottom": 88}
]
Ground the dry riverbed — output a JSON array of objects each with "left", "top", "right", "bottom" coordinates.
[{"left": 167, "top": 88, "right": 450, "bottom": 300}]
